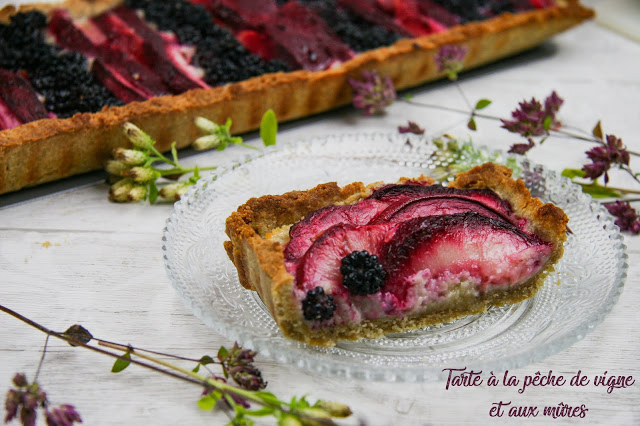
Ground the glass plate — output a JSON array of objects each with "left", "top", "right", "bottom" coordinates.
[{"left": 162, "top": 133, "right": 627, "bottom": 382}]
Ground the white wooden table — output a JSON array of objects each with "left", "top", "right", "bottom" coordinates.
[{"left": 1, "top": 12, "right": 639, "bottom": 426}]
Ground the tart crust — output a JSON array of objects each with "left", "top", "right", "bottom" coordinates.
[
  {"left": 0, "top": 1, "right": 593, "bottom": 194},
  {"left": 225, "top": 163, "right": 569, "bottom": 346}
]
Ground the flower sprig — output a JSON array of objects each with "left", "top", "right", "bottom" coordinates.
[
  {"left": 347, "top": 71, "right": 396, "bottom": 116},
  {"left": 5, "top": 373, "right": 81, "bottom": 426},
  {"left": 107, "top": 110, "right": 278, "bottom": 204},
  {"left": 1, "top": 305, "right": 352, "bottom": 426},
  {"left": 348, "top": 45, "right": 640, "bottom": 234},
  {"left": 106, "top": 122, "right": 216, "bottom": 203}
]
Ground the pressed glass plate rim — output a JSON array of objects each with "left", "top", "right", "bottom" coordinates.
[{"left": 162, "top": 132, "right": 628, "bottom": 382}]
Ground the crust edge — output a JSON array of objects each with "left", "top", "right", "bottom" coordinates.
[
  {"left": 224, "top": 163, "right": 569, "bottom": 346},
  {"left": 0, "top": 2, "right": 594, "bottom": 194}
]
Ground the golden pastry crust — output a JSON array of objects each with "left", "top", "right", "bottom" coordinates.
[
  {"left": 225, "top": 163, "right": 569, "bottom": 346},
  {"left": 0, "top": 1, "right": 593, "bottom": 194}
]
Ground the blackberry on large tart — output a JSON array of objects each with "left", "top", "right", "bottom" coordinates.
[{"left": 0, "top": 1, "right": 594, "bottom": 194}]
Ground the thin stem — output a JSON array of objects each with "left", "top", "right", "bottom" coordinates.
[
  {"left": 403, "top": 99, "right": 500, "bottom": 121},
  {"left": 33, "top": 334, "right": 50, "bottom": 383},
  {"left": 610, "top": 198, "right": 640, "bottom": 203},
  {"left": 98, "top": 343, "right": 332, "bottom": 424},
  {"left": 577, "top": 182, "right": 640, "bottom": 195},
  {"left": 553, "top": 128, "right": 605, "bottom": 145},
  {"left": 150, "top": 146, "right": 176, "bottom": 167},
  {"left": 0, "top": 305, "right": 202, "bottom": 387},
  {"left": 1, "top": 305, "right": 339, "bottom": 425},
  {"left": 622, "top": 166, "right": 640, "bottom": 185},
  {"left": 404, "top": 98, "right": 640, "bottom": 157},
  {"left": 99, "top": 341, "right": 209, "bottom": 383},
  {"left": 96, "top": 338, "right": 212, "bottom": 364},
  {"left": 236, "top": 142, "right": 259, "bottom": 151},
  {"left": 157, "top": 166, "right": 217, "bottom": 176},
  {"left": 455, "top": 81, "right": 473, "bottom": 112}
]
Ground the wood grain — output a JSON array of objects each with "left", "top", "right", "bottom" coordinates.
[{"left": 1, "top": 20, "right": 639, "bottom": 426}]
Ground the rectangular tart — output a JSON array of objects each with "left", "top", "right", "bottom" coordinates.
[{"left": 0, "top": 0, "right": 593, "bottom": 194}]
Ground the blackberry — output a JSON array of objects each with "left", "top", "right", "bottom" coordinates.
[
  {"left": 0, "top": 10, "right": 121, "bottom": 118},
  {"left": 124, "top": 0, "right": 290, "bottom": 86},
  {"left": 430, "top": 0, "right": 519, "bottom": 23},
  {"left": 302, "top": 286, "right": 337, "bottom": 321},
  {"left": 340, "top": 250, "right": 386, "bottom": 295},
  {"left": 280, "top": 0, "right": 401, "bottom": 51}
]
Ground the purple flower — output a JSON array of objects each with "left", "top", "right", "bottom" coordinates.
[
  {"left": 347, "top": 71, "right": 396, "bottom": 115},
  {"left": 12, "top": 374, "right": 28, "bottom": 388},
  {"left": 604, "top": 201, "right": 640, "bottom": 234},
  {"left": 45, "top": 405, "right": 82, "bottom": 426},
  {"left": 217, "top": 343, "right": 267, "bottom": 391},
  {"left": 501, "top": 91, "right": 564, "bottom": 137},
  {"left": 508, "top": 139, "right": 535, "bottom": 155},
  {"left": 4, "top": 389, "right": 21, "bottom": 423},
  {"left": 398, "top": 121, "right": 425, "bottom": 135},
  {"left": 582, "top": 134, "right": 629, "bottom": 183},
  {"left": 434, "top": 44, "right": 468, "bottom": 80},
  {"left": 229, "top": 365, "right": 266, "bottom": 391},
  {"left": 4, "top": 373, "right": 79, "bottom": 426},
  {"left": 544, "top": 90, "right": 564, "bottom": 118}
]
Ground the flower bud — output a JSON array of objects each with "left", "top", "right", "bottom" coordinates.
[
  {"left": 194, "top": 116, "right": 220, "bottom": 134},
  {"left": 109, "top": 180, "right": 134, "bottom": 203},
  {"left": 20, "top": 407, "right": 37, "bottom": 426},
  {"left": 159, "top": 182, "right": 190, "bottom": 201},
  {"left": 4, "top": 389, "right": 21, "bottom": 422},
  {"left": 105, "top": 160, "right": 128, "bottom": 176},
  {"left": 192, "top": 134, "right": 222, "bottom": 151},
  {"left": 46, "top": 404, "right": 83, "bottom": 426},
  {"left": 123, "top": 122, "right": 154, "bottom": 150},
  {"left": 299, "top": 408, "right": 332, "bottom": 424},
  {"left": 113, "top": 148, "right": 147, "bottom": 166},
  {"left": 314, "top": 400, "right": 352, "bottom": 418},
  {"left": 23, "top": 392, "right": 40, "bottom": 410},
  {"left": 122, "top": 167, "right": 157, "bottom": 183},
  {"left": 279, "top": 415, "right": 303, "bottom": 426},
  {"left": 12, "top": 373, "right": 27, "bottom": 387},
  {"left": 127, "top": 184, "right": 147, "bottom": 202}
]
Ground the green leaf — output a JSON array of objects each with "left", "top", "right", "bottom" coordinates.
[
  {"left": 170, "top": 142, "right": 179, "bottom": 164},
  {"left": 198, "top": 393, "right": 219, "bottom": 411},
  {"left": 260, "top": 109, "right": 278, "bottom": 147},
  {"left": 217, "top": 346, "right": 229, "bottom": 362},
  {"left": 111, "top": 352, "right": 131, "bottom": 373},
  {"left": 592, "top": 120, "right": 604, "bottom": 140},
  {"left": 256, "top": 391, "right": 281, "bottom": 406},
  {"left": 199, "top": 355, "right": 215, "bottom": 365},
  {"left": 403, "top": 93, "right": 414, "bottom": 101},
  {"left": 467, "top": 117, "right": 477, "bottom": 131},
  {"left": 561, "top": 168, "right": 587, "bottom": 179},
  {"left": 192, "top": 364, "right": 200, "bottom": 373},
  {"left": 579, "top": 183, "right": 621, "bottom": 198},
  {"left": 289, "top": 395, "right": 310, "bottom": 410},
  {"left": 245, "top": 407, "right": 275, "bottom": 417},
  {"left": 543, "top": 116, "right": 552, "bottom": 132},
  {"left": 474, "top": 99, "right": 491, "bottom": 110},
  {"left": 148, "top": 180, "right": 159, "bottom": 204}
]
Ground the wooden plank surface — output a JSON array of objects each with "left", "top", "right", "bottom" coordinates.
[{"left": 1, "top": 16, "right": 639, "bottom": 425}]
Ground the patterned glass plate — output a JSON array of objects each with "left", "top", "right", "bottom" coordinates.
[{"left": 162, "top": 133, "right": 627, "bottom": 382}]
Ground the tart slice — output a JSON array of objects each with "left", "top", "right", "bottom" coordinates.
[{"left": 225, "top": 162, "right": 566, "bottom": 347}]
